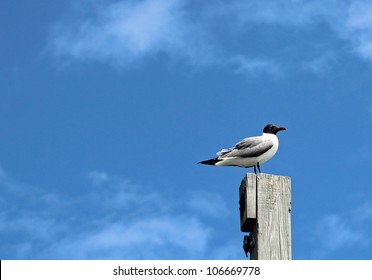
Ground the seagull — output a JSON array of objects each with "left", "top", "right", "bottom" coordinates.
[{"left": 198, "top": 124, "right": 286, "bottom": 174}]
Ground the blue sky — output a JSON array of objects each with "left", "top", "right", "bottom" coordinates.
[{"left": 1, "top": 0, "right": 372, "bottom": 260}]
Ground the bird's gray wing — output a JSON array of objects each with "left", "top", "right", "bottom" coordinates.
[{"left": 218, "top": 136, "right": 273, "bottom": 158}]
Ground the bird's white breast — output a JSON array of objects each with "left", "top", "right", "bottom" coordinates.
[{"left": 258, "top": 133, "right": 279, "bottom": 164}]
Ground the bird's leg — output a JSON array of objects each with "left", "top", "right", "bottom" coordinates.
[
  {"left": 254, "top": 162, "right": 261, "bottom": 182},
  {"left": 255, "top": 163, "right": 261, "bottom": 181},
  {"left": 257, "top": 162, "right": 262, "bottom": 174},
  {"left": 254, "top": 165, "right": 260, "bottom": 180}
]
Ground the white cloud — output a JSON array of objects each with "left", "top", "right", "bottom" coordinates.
[
  {"left": 0, "top": 164, "right": 21, "bottom": 191},
  {"left": 353, "top": 202, "right": 372, "bottom": 222},
  {"left": 301, "top": 51, "right": 336, "bottom": 74},
  {"left": 230, "top": 55, "right": 282, "bottom": 78},
  {"left": 220, "top": 0, "right": 326, "bottom": 26},
  {"left": 229, "top": 0, "right": 372, "bottom": 63},
  {"left": 87, "top": 170, "right": 109, "bottom": 185},
  {"left": 49, "top": 0, "right": 216, "bottom": 67},
  {"left": 85, "top": 171, "right": 168, "bottom": 213},
  {"left": 47, "top": 0, "right": 372, "bottom": 73},
  {"left": 345, "top": 1, "right": 372, "bottom": 60},
  {"left": 48, "top": 216, "right": 210, "bottom": 259},
  {"left": 316, "top": 214, "right": 364, "bottom": 251},
  {"left": 347, "top": 1, "right": 372, "bottom": 30},
  {"left": 310, "top": 202, "right": 372, "bottom": 258},
  {"left": 0, "top": 168, "right": 235, "bottom": 259},
  {"left": 47, "top": 0, "right": 289, "bottom": 75}
]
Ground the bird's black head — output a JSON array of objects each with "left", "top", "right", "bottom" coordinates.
[{"left": 263, "top": 124, "right": 286, "bottom": 135}]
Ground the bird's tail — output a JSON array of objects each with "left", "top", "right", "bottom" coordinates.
[{"left": 198, "top": 158, "right": 221, "bottom": 165}]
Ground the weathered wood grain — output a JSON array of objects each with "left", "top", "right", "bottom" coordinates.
[{"left": 240, "top": 173, "right": 291, "bottom": 260}]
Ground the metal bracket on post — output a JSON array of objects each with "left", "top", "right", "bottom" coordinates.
[{"left": 243, "top": 233, "right": 255, "bottom": 258}]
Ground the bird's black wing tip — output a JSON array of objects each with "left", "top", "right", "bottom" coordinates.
[{"left": 198, "top": 158, "right": 220, "bottom": 165}]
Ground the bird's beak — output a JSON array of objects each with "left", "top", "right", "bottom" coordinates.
[{"left": 277, "top": 127, "right": 286, "bottom": 131}]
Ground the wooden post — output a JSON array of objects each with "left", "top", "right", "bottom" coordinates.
[{"left": 239, "top": 173, "right": 291, "bottom": 260}]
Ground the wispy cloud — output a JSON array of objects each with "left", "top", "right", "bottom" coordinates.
[
  {"left": 301, "top": 51, "right": 336, "bottom": 74},
  {"left": 49, "top": 0, "right": 216, "bottom": 67},
  {"left": 46, "top": 216, "right": 210, "bottom": 259},
  {"left": 308, "top": 201, "right": 372, "bottom": 259},
  {"left": 217, "top": 0, "right": 338, "bottom": 26},
  {"left": 230, "top": 55, "right": 282, "bottom": 78},
  {"left": 0, "top": 164, "right": 23, "bottom": 191},
  {"left": 316, "top": 214, "right": 364, "bottom": 251},
  {"left": 45, "top": 0, "right": 295, "bottom": 75},
  {"left": 87, "top": 170, "right": 109, "bottom": 185},
  {"left": 345, "top": 1, "right": 372, "bottom": 61},
  {"left": 225, "top": 0, "right": 372, "bottom": 64},
  {"left": 353, "top": 202, "right": 372, "bottom": 222},
  {"left": 0, "top": 167, "right": 236, "bottom": 259},
  {"left": 48, "top": 0, "right": 372, "bottom": 75}
]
